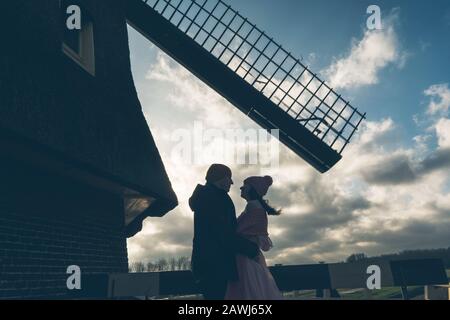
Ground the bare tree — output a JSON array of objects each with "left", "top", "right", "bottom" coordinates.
[
  {"left": 169, "top": 257, "right": 177, "bottom": 271},
  {"left": 176, "top": 257, "right": 185, "bottom": 270},
  {"left": 176, "top": 256, "right": 190, "bottom": 270},
  {"left": 146, "top": 261, "right": 157, "bottom": 272},
  {"left": 184, "top": 258, "right": 191, "bottom": 270},
  {"left": 346, "top": 253, "right": 367, "bottom": 263},
  {"left": 130, "top": 261, "right": 145, "bottom": 273},
  {"left": 130, "top": 256, "right": 192, "bottom": 272},
  {"left": 156, "top": 258, "right": 168, "bottom": 271}
]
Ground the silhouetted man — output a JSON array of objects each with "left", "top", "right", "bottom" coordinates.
[{"left": 189, "top": 164, "right": 259, "bottom": 300}]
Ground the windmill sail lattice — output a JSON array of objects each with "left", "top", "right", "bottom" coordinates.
[{"left": 126, "top": 0, "right": 366, "bottom": 172}]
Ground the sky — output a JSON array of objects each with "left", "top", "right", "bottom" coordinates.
[{"left": 126, "top": 0, "right": 450, "bottom": 266}]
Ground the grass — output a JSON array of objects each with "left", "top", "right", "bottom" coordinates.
[
  {"left": 163, "top": 269, "right": 450, "bottom": 300},
  {"left": 284, "top": 269, "right": 450, "bottom": 300},
  {"left": 339, "top": 286, "right": 424, "bottom": 300},
  {"left": 283, "top": 286, "right": 425, "bottom": 300}
]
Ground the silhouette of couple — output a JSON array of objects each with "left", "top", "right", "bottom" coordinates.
[{"left": 189, "top": 164, "right": 282, "bottom": 300}]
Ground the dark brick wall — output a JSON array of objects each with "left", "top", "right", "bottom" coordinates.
[
  {"left": 1, "top": 1, "right": 177, "bottom": 204},
  {"left": 0, "top": 156, "right": 128, "bottom": 299},
  {"left": 0, "top": 212, "right": 128, "bottom": 299}
]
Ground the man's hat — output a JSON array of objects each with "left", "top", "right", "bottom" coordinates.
[{"left": 205, "top": 164, "right": 232, "bottom": 183}]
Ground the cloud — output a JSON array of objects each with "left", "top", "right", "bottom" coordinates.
[
  {"left": 425, "top": 83, "right": 450, "bottom": 115},
  {"left": 266, "top": 116, "right": 450, "bottom": 264},
  {"left": 413, "top": 83, "right": 450, "bottom": 165},
  {"left": 419, "top": 40, "right": 431, "bottom": 52},
  {"left": 322, "top": 10, "right": 406, "bottom": 90},
  {"left": 419, "top": 148, "right": 450, "bottom": 174},
  {"left": 128, "top": 35, "right": 450, "bottom": 267},
  {"left": 434, "top": 118, "right": 450, "bottom": 148},
  {"left": 362, "top": 154, "right": 417, "bottom": 185},
  {"left": 128, "top": 207, "right": 194, "bottom": 263},
  {"left": 269, "top": 174, "right": 372, "bottom": 250},
  {"left": 145, "top": 52, "right": 245, "bottom": 128},
  {"left": 360, "top": 148, "right": 450, "bottom": 186}
]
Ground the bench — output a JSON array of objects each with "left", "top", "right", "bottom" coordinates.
[{"left": 76, "top": 258, "right": 448, "bottom": 300}]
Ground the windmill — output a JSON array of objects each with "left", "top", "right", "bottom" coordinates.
[
  {"left": 126, "top": 0, "right": 366, "bottom": 172},
  {"left": 0, "top": 0, "right": 367, "bottom": 299}
]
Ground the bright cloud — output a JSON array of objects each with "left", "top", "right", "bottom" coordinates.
[
  {"left": 435, "top": 118, "right": 450, "bottom": 148},
  {"left": 323, "top": 11, "right": 406, "bottom": 90},
  {"left": 128, "top": 38, "right": 450, "bottom": 267},
  {"left": 425, "top": 83, "right": 450, "bottom": 115},
  {"left": 145, "top": 52, "right": 242, "bottom": 128}
]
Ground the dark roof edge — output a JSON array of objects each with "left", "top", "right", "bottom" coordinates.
[{"left": 0, "top": 125, "right": 179, "bottom": 225}]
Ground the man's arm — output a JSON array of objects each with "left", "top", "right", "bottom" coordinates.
[
  {"left": 202, "top": 209, "right": 258, "bottom": 259},
  {"left": 198, "top": 193, "right": 259, "bottom": 259},
  {"left": 233, "top": 234, "right": 259, "bottom": 258}
]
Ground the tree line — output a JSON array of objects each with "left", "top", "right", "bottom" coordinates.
[
  {"left": 345, "top": 246, "right": 450, "bottom": 268},
  {"left": 129, "top": 246, "right": 450, "bottom": 273},
  {"left": 129, "top": 256, "right": 191, "bottom": 272}
]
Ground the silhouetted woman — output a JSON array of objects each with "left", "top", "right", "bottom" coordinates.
[{"left": 225, "top": 175, "right": 283, "bottom": 300}]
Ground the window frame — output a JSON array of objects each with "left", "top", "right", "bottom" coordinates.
[{"left": 61, "top": 3, "right": 96, "bottom": 76}]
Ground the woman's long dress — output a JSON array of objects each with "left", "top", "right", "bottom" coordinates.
[{"left": 225, "top": 200, "right": 283, "bottom": 300}]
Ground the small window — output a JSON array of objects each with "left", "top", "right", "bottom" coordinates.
[{"left": 62, "top": 3, "right": 95, "bottom": 76}]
